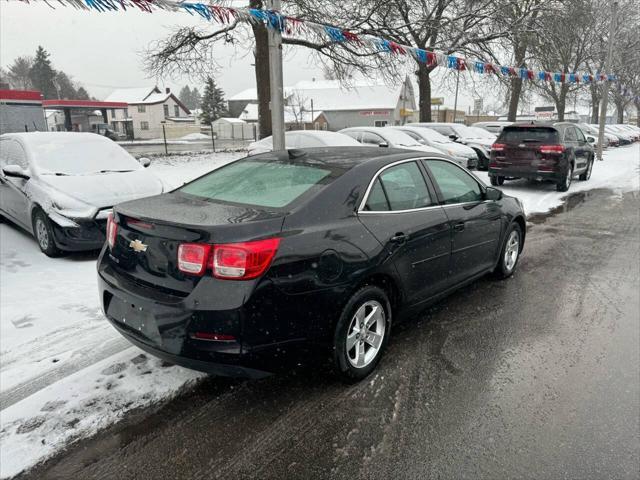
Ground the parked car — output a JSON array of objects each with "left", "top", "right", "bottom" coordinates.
[
  {"left": 489, "top": 122, "right": 594, "bottom": 192},
  {"left": 603, "top": 125, "right": 632, "bottom": 145},
  {"left": 578, "top": 123, "right": 613, "bottom": 148},
  {"left": 338, "top": 127, "right": 441, "bottom": 155},
  {"left": 471, "top": 121, "right": 513, "bottom": 134},
  {"left": 391, "top": 125, "right": 478, "bottom": 169},
  {"left": 408, "top": 122, "right": 494, "bottom": 170},
  {"left": 614, "top": 124, "right": 639, "bottom": 142},
  {"left": 91, "top": 123, "right": 121, "bottom": 141},
  {"left": 247, "top": 130, "right": 362, "bottom": 155},
  {"left": 98, "top": 147, "right": 526, "bottom": 381},
  {"left": 0, "top": 132, "right": 162, "bottom": 256},
  {"left": 587, "top": 124, "right": 620, "bottom": 147}
]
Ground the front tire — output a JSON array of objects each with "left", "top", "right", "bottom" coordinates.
[
  {"left": 494, "top": 223, "right": 522, "bottom": 279},
  {"left": 333, "top": 286, "right": 391, "bottom": 382},
  {"left": 32, "top": 209, "right": 62, "bottom": 257},
  {"left": 490, "top": 175, "right": 505, "bottom": 186},
  {"left": 579, "top": 156, "right": 593, "bottom": 181}
]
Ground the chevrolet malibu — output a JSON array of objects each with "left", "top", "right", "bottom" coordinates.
[{"left": 98, "top": 147, "right": 526, "bottom": 381}]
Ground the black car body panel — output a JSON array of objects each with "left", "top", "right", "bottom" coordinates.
[{"left": 98, "top": 147, "right": 526, "bottom": 377}]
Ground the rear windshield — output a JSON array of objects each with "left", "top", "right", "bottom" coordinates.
[
  {"left": 499, "top": 127, "right": 559, "bottom": 143},
  {"left": 179, "top": 159, "right": 335, "bottom": 208}
]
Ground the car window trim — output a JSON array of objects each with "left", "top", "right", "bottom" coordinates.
[{"left": 358, "top": 157, "right": 451, "bottom": 215}]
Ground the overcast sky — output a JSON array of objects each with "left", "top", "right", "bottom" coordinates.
[{"left": 1, "top": 1, "right": 481, "bottom": 111}]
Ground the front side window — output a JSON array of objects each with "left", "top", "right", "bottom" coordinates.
[
  {"left": 364, "top": 161, "right": 432, "bottom": 211},
  {"left": 0, "top": 140, "right": 28, "bottom": 169},
  {"left": 564, "top": 127, "right": 577, "bottom": 142},
  {"left": 574, "top": 127, "right": 586, "bottom": 142},
  {"left": 425, "top": 160, "right": 482, "bottom": 204}
]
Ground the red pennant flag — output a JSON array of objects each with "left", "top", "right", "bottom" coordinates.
[
  {"left": 457, "top": 58, "right": 467, "bottom": 71},
  {"left": 426, "top": 52, "right": 437, "bottom": 66}
]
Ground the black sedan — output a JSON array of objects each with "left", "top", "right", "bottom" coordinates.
[{"left": 98, "top": 147, "right": 526, "bottom": 381}]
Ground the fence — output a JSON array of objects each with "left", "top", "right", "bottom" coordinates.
[{"left": 117, "top": 123, "right": 255, "bottom": 157}]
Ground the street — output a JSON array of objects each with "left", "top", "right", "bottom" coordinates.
[{"left": 21, "top": 188, "right": 640, "bottom": 480}]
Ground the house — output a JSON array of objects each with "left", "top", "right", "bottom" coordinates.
[
  {"left": 0, "top": 89, "right": 46, "bottom": 134},
  {"left": 228, "top": 77, "right": 417, "bottom": 132},
  {"left": 104, "top": 86, "right": 191, "bottom": 139}
]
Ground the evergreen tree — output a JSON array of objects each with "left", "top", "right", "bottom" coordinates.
[
  {"left": 200, "top": 76, "right": 228, "bottom": 124},
  {"left": 179, "top": 85, "right": 193, "bottom": 109},
  {"left": 76, "top": 86, "right": 91, "bottom": 100},
  {"left": 29, "top": 46, "right": 57, "bottom": 99}
]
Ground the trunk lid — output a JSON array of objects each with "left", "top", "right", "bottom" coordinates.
[{"left": 109, "top": 192, "right": 285, "bottom": 295}]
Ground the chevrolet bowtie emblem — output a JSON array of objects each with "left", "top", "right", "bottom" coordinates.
[{"left": 129, "top": 239, "right": 148, "bottom": 252}]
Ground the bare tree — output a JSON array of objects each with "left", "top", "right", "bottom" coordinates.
[{"left": 287, "top": 90, "right": 309, "bottom": 128}]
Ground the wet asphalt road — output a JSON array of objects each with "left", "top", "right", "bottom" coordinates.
[{"left": 23, "top": 189, "right": 640, "bottom": 480}]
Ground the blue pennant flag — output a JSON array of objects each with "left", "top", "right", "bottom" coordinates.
[
  {"left": 474, "top": 62, "right": 485, "bottom": 74},
  {"left": 553, "top": 72, "right": 562, "bottom": 82},
  {"left": 414, "top": 49, "right": 428, "bottom": 64},
  {"left": 324, "top": 26, "right": 346, "bottom": 42},
  {"left": 447, "top": 56, "right": 458, "bottom": 69},
  {"left": 538, "top": 71, "right": 546, "bottom": 81}
]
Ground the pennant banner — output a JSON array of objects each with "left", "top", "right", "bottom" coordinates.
[{"left": 16, "top": 0, "right": 622, "bottom": 86}]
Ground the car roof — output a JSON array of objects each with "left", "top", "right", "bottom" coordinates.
[
  {"left": 249, "top": 146, "right": 450, "bottom": 171},
  {"left": 0, "top": 131, "right": 110, "bottom": 145}
]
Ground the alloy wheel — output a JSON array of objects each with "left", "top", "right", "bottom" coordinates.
[
  {"left": 346, "top": 300, "right": 386, "bottom": 369},
  {"left": 36, "top": 218, "right": 49, "bottom": 250},
  {"left": 504, "top": 230, "right": 520, "bottom": 272}
]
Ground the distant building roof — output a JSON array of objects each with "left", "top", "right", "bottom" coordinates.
[
  {"left": 213, "top": 117, "right": 247, "bottom": 125},
  {"left": 239, "top": 103, "right": 323, "bottom": 124},
  {"left": 104, "top": 86, "right": 191, "bottom": 114},
  {"left": 230, "top": 79, "right": 409, "bottom": 112}
]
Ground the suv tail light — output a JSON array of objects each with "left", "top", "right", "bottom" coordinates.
[
  {"left": 213, "top": 238, "right": 280, "bottom": 280},
  {"left": 177, "top": 238, "right": 280, "bottom": 280},
  {"left": 178, "top": 243, "right": 212, "bottom": 275},
  {"left": 491, "top": 143, "right": 506, "bottom": 152},
  {"left": 106, "top": 212, "right": 118, "bottom": 249},
  {"left": 539, "top": 144, "right": 565, "bottom": 154}
]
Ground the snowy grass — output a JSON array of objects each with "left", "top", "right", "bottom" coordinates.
[{"left": 0, "top": 146, "right": 638, "bottom": 479}]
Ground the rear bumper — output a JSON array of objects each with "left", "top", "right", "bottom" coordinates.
[
  {"left": 488, "top": 167, "right": 562, "bottom": 182},
  {"left": 97, "top": 252, "right": 336, "bottom": 377}
]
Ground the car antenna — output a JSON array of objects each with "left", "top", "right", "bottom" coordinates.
[{"left": 288, "top": 149, "right": 307, "bottom": 160}]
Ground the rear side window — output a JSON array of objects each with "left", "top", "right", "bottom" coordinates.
[
  {"left": 375, "top": 162, "right": 432, "bottom": 211},
  {"left": 180, "top": 160, "right": 334, "bottom": 208},
  {"left": 499, "top": 127, "right": 559, "bottom": 144},
  {"left": 564, "top": 128, "right": 577, "bottom": 141},
  {"left": 364, "top": 179, "right": 389, "bottom": 211}
]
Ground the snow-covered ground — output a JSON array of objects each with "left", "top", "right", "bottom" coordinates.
[{"left": 0, "top": 145, "right": 638, "bottom": 479}]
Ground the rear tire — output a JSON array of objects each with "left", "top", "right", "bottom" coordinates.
[
  {"left": 333, "top": 286, "right": 391, "bottom": 382},
  {"left": 490, "top": 175, "right": 505, "bottom": 186},
  {"left": 579, "top": 156, "right": 593, "bottom": 181},
  {"left": 556, "top": 163, "right": 573, "bottom": 192},
  {"left": 32, "top": 209, "right": 62, "bottom": 257},
  {"left": 494, "top": 223, "right": 522, "bottom": 279}
]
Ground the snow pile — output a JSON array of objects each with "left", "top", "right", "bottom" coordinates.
[{"left": 179, "top": 132, "right": 211, "bottom": 141}]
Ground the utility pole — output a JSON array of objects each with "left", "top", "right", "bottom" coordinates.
[
  {"left": 596, "top": 1, "right": 618, "bottom": 161},
  {"left": 453, "top": 69, "right": 461, "bottom": 123},
  {"left": 267, "top": 0, "right": 285, "bottom": 150}
]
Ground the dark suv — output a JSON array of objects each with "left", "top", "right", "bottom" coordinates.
[{"left": 489, "top": 122, "right": 594, "bottom": 192}]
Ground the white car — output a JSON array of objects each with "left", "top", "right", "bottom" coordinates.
[
  {"left": 247, "top": 130, "right": 362, "bottom": 155},
  {"left": 408, "top": 122, "right": 495, "bottom": 170},
  {"left": 0, "top": 132, "right": 163, "bottom": 256},
  {"left": 392, "top": 125, "right": 478, "bottom": 169},
  {"left": 338, "top": 127, "right": 442, "bottom": 156}
]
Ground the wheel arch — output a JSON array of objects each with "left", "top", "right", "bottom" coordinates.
[
  {"left": 512, "top": 215, "right": 526, "bottom": 251},
  {"left": 352, "top": 272, "right": 402, "bottom": 316}
]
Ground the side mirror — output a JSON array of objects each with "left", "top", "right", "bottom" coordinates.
[
  {"left": 139, "top": 157, "right": 151, "bottom": 168},
  {"left": 2, "top": 165, "right": 30, "bottom": 179},
  {"left": 449, "top": 134, "right": 458, "bottom": 141},
  {"left": 587, "top": 136, "right": 595, "bottom": 144},
  {"left": 378, "top": 142, "right": 389, "bottom": 148},
  {"left": 485, "top": 186, "right": 503, "bottom": 201}
]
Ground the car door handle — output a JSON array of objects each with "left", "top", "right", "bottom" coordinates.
[
  {"left": 390, "top": 233, "right": 408, "bottom": 244},
  {"left": 453, "top": 222, "right": 465, "bottom": 232}
]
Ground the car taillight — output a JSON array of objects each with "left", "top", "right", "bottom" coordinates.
[
  {"left": 539, "top": 144, "right": 565, "bottom": 154},
  {"left": 491, "top": 143, "right": 506, "bottom": 152},
  {"left": 106, "top": 212, "right": 118, "bottom": 249},
  {"left": 213, "top": 238, "right": 280, "bottom": 280},
  {"left": 178, "top": 243, "right": 212, "bottom": 276}
]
